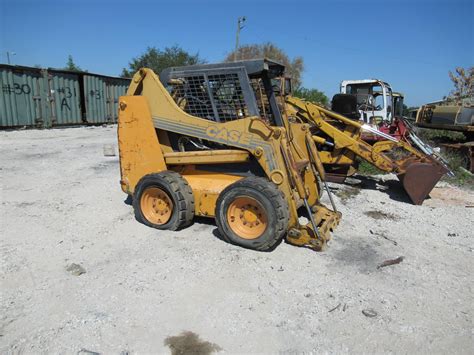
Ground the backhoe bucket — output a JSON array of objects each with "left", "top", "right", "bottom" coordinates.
[{"left": 397, "top": 162, "right": 448, "bottom": 205}]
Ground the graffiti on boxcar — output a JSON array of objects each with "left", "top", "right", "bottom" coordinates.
[
  {"left": 1, "top": 64, "right": 131, "bottom": 128},
  {"left": 57, "top": 87, "right": 76, "bottom": 98},
  {"left": 2, "top": 83, "right": 32, "bottom": 95},
  {"left": 89, "top": 89, "right": 102, "bottom": 100},
  {"left": 61, "top": 98, "right": 71, "bottom": 111},
  {"left": 55, "top": 87, "right": 76, "bottom": 111}
]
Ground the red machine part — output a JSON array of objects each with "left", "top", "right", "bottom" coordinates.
[{"left": 361, "top": 118, "right": 409, "bottom": 143}]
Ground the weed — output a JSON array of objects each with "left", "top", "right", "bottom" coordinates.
[
  {"left": 416, "top": 127, "right": 467, "bottom": 144},
  {"left": 439, "top": 149, "right": 474, "bottom": 189},
  {"left": 356, "top": 159, "right": 386, "bottom": 176}
]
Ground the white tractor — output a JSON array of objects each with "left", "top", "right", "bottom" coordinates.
[{"left": 340, "top": 79, "right": 394, "bottom": 124}]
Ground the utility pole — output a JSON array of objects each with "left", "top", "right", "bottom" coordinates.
[
  {"left": 6, "top": 51, "right": 16, "bottom": 65},
  {"left": 234, "top": 16, "right": 246, "bottom": 62}
]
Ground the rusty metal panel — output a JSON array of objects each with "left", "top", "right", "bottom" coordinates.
[
  {"left": 47, "top": 70, "right": 82, "bottom": 126},
  {"left": 0, "top": 65, "right": 47, "bottom": 128}
]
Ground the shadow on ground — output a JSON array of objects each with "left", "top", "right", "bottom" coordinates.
[{"left": 345, "top": 175, "right": 415, "bottom": 204}]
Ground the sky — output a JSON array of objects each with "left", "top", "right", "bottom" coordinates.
[{"left": 0, "top": 0, "right": 472, "bottom": 106}]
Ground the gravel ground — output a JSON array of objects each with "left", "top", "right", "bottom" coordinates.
[{"left": 1, "top": 126, "right": 473, "bottom": 354}]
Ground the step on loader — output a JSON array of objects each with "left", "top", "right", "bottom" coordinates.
[{"left": 118, "top": 60, "right": 340, "bottom": 251}]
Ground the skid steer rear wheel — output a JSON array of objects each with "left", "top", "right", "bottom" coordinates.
[
  {"left": 133, "top": 171, "right": 194, "bottom": 231},
  {"left": 215, "top": 177, "right": 289, "bottom": 251}
]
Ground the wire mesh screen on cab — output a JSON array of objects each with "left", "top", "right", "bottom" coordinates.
[{"left": 167, "top": 72, "right": 250, "bottom": 122}]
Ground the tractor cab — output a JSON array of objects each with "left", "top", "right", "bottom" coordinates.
[
  {"left": 160, "top": 58, "right": 287, "bottom": 127},
  {"left": 334, "top": 80, "right": 410, "bottom": 143},
  {"left": 393, "top": 92, "right": 405, "bottom": 118},
  {"left": 339, "top": 79, "right": 394, "bottom": 125}
]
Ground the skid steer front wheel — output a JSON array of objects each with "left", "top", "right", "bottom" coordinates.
[
  {"left": 215, "top": 177, "right": 289, "bottom": 251},
  {"left": 133, "top": 171, "right": 194, "bottom": 230}
]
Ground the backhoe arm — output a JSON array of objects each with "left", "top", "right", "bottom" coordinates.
[
  {"left": 286, "top": 96, "right": 425, "bottom": 173},
  {"left": 285, "top": 96, "right": 449, "bottom": 205}
]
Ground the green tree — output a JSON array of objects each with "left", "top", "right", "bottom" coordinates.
[
  {"left": 224, "top": 42, "right": 304, "bottom": 87},
  {"left": 402, "top": 104, "right": 409, "bottom": 116},
  {"left": 293, "top": 87, "right": 329, "bottom": 106},
  {"left": 403, "top": 105, "right": 420, "bottom": 117},
  {"left": 448, "top": 66, "right": 474, "bottom": 104},
  {"left": 121, "top": 46, "right": 205, "bottom": 77},
  {"left": 64, "top": 55, "right": 83, "bottom": 71}
]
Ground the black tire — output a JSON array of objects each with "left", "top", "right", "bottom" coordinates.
[
  {"left": 215, "top": 177, "right": 289, "bottom": 251},
  {"left": 133, "top": 171, "right": 194, "bottom": 231}
]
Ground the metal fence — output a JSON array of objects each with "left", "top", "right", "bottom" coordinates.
[{"left": 0, "top": 64, "right": 130, "bottom": 128}]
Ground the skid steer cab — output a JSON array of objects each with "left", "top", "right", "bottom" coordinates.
[{"left": 118, "top": 59, "right": 340, "bottom": 252}]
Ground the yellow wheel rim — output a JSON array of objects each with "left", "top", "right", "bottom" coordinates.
[
  {"left": 140, "top": 187, "right": 173, "bottom": 225},
  {"left": 227, "top": 196, "right": 268, "bottom": 239}
]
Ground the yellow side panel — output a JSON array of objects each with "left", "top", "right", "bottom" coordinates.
[
  {"left": 181, "top": 169, "right": 243, "bottom": 217},
  {"left": 118, "top": 96, "right": 167, "bottom": 194},
  {"left": 164, "top": 149, "right": 250, "bottom": 165}
]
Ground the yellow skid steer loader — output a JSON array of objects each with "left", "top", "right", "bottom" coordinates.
[{"left": 118, "top": 59, "right": 340, "bottom": 251}]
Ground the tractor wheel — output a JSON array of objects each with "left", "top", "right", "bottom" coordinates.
[
  {"left": 133, "top": 171, "right": 194, "bottom": 231},
  {"left": 215, "top": 177, "right": 289, "bottom": 251}
]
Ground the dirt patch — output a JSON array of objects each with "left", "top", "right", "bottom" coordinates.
[
  {"left": 330, "top": 238, "right": 381, "bottom": 273},
  {"left": 364, "top": 210, "right": 399, "bottom": 220},
  {"left": 426, "top": 186, "right": 474, "bottom": 207},
  {"left": 334, "top": 186, "right": 361, "bottom": 203},
  {"left": 90, "top": 159, "right": 119, "bottom": 173},
  {"left": 164, "top": 331, "right": 221, "bottom": 355},
  {"left": 20, "top": 151, "right": 58, "bottom": 160}
]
